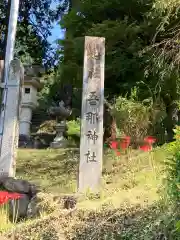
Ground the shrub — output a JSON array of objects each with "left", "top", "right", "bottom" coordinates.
[
  {"left": 67, "top": 119, "right": 80, "bottom": 136},
  {"left": 112, "top": 94, "right": 166, "bottom": 146},
  {"left": 66, "top": 119, "right": 80, "bottom": 146},
  {"left": 112, "top": 96, "right": 152, "bottom": 145},
  {"left": 165, "top": 126, "right": 180, "bottom": 203}
]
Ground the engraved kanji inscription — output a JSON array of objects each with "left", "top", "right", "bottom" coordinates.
[
  {"left": 87, "top": 92, "right": 99, "bottom": 106},
  {"left": 88, "top": 59, "right": 94, "bottom": 79},
  {"left": 86, "top": 130, "right": 98, "bottom": 144},
  {"left": 85, "top": 112, "right": 99, "bottom": 124},
  {"left": 79, "top": 36, "right": 105, "bottom": 191},
  {"left": 93, "top": 59, "right": 101, "bottom": 78},
  {"left": 85, "top": 151, "right": 97, "bottom": 163}
]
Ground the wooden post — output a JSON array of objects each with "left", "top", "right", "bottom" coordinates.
[
  {"left": 0, "top": 59, "right": 24, "bottom": 177},
  {"left": 78, "top": 36, "right": 105, "bottom": 192}
]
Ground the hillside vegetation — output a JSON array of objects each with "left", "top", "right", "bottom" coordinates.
[
  {"left": 1, "top": 0, "right": 180, "bottom": 239},
  {"left": 0, "top": 145, "right": 179, "bottom": 239}
]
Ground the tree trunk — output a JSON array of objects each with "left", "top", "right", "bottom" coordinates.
[
  {"left": 163, "top": 94, "right": 179, "bottom": 142},
  {"left": 103, "top": 103, "right": 116, "bottom": 143}
]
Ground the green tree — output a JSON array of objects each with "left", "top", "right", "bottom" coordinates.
[
  {"left": 50, "top": 0, "right": 180, "bottom": 142},
  {"left": 56, "top": 0, "right": 159, "bottom": 94},
  {"left": 0, "top": 0, "right": 61, "bottom": 67}
]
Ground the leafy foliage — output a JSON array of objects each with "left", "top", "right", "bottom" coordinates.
[
  {"left": 0, "top": 0, "right": 60, "bottom": 67},
  {"left": 54, "top": 0, "right": 180, "bottom": 105},
  {"left": 47, "top": 0, "right": 180, "bottom": 143},
  {"left": 165, "top": 126, "right": 180, "bottom": 202},
  {"left": 56, "top": 0, "right": 156, "bottom": 94},
  {"left": 113, "top": 96, "right": 152, "bottom": 142}
]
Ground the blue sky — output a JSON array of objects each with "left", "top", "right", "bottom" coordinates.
[
  {"left": 47, "top": 1, "right": 64, "bottom": 45},
  {"left": 48, "top": 22, "right": 64, "bottom": 44}
]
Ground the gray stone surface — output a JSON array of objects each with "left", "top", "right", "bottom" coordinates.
[
  {"left": 50, "top": 121, "right": 68, "bottom": 149},
  {"left": 50, "top": 141, "right": 67, "bottom": 149},
  {"left": 79, "top": 36, "right": 105, "bottom": 192},
  {"left": 9, "top": 194, "right": 30, "bottom": 221},
  {"left": 0, "top": 177, "right": 38, "bottom": 197},
  {"left": 27, "top": 195, "right": 41, "bottom": 219},
  {"left": 0, "top": 59, "right": 24, "bottom": 177},
  {"left": 0, "top": 177, "right": 39, "bottom": 221}
]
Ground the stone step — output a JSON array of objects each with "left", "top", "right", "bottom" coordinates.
[{"left": 31, "top": 109, "right": 50, "bottom": 133}]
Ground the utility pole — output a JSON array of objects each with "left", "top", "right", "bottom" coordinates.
[{"left": 0, "top": 0, "right": 20, "bottom": 155}]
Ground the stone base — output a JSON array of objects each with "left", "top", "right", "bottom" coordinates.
[{"left": 50, "top": 139, "right": 67, "bottom": 149}]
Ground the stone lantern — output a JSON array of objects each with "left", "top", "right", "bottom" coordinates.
[
  {"left": 19, "top": 65, "right": 44, "bottom": 138},
  {"left": 48, "top": 84, "right": 73, "bottom": 148}
]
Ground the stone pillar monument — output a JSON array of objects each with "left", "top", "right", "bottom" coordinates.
[
  {"left": 79, "top": 36, "right": 105, "bottom": 192},
  {"left": 0, "top": 59, "right": 24, "bottom": 177}
]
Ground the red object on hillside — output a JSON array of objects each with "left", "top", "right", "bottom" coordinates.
[
  {"left": 116, "top": 151, "right": 121, "bottom": 156},
  {"left": 110, "top": 141, "right": 118, "bottom": 149},
  {"left": 0, "top": 191, "right": 22, "bottom": 205},
  {"left": 120, "top": 136, "right": 131, "bottom": 149},
  {"left": 0, "top": 191, "right": 9, "bottom": 204},
  {"left": 144, "top": 136, "right": 156, "bottom": 144},
  {"left": 139, "top": 145, "right": 152, "bottom": 152},
  {"left": 8, "top": 192, "right": 22, "bottom": 200}
]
